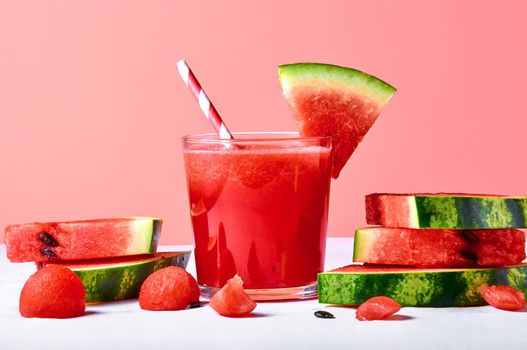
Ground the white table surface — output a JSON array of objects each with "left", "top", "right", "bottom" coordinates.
[{"left": 1, "top": 237, "right": 526, "bottom": 350}]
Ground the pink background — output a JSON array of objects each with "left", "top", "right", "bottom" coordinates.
[{"left": 1, "top": 1, "right": 526, "bottom": 244}]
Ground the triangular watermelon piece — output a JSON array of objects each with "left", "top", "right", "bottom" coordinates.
[{"left": 279, "top": 63, "right": 396, "bottom": 178}]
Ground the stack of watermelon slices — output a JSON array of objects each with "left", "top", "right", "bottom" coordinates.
[
  {"left": 5, "top": 217, "right": 191, "bottom": 303},
  {"left": 319, "top": 194, "right": 527, "bottom": 307}
]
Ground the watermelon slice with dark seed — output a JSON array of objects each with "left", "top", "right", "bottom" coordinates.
[
  {"left": 279, "top": 63, "right": 396, "bottom": 178},
  {"left": 5, "top": 217, "right": 161, "bottom": 262},
  {"left": 353, "top": 227, "right": 526, "bottom": 267}
]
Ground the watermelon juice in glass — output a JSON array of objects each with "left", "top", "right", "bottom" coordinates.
[{"left": 183, "top": 132, "right": 332, "bottom": 300}]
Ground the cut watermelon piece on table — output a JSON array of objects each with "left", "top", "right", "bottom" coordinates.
[
  {"left": 318, "top": 264, "right": 527, "bottom": 307},
  {"left": 5, "top": 217, "right": 162, "bottom": 262},
  {"left": 20, "top": 265, "right": 86, "bottom": 319},
  {"left": 355, "top": 296, "right": 401, "bottom": 321},
  {"left": 279, "top": 63, "right": 396, "bottom": 178},
  {"left": 366, "top": 193, "right": 527, "bottom": 229},
  {"left": 353, "top": 227, "right": 526, "bottom": 267},
  {"left": 480, "top": 285, "right": 526, "bottom": 311},
  {"left": 139, "top": 266, "right": 200, "bottom": 311},
  {"left": 39, "top": 251, "right": 190, "bottom": 303},
  {"left": 209, "top": 274, "right": 257, "bottom": 317}
]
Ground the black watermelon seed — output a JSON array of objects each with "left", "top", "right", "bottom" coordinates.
[
  {"left": 40, "top": 247, "right": 57, "bottom": 258},
  {"left": 460, "top": 249, "right": 478, "bottom": 262},
  {"left": 39, "top": 232, "right": 58, "bottom": 247},
  {"left": 459, "top": 230, "right": 479, "bottom": 244},
  {"left": 188, "top": 302, "right": 202, "bottom": 309},
  {"left": 314, "top": 310, "right": 335, "bottom": 319}
]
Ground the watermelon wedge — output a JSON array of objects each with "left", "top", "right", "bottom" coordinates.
[
  {"left": 353, "top": 227, "right": 526, "bottom": 267},
  {"left": 5, "top": 217, "right": 161, "bottom": 262},
  {"left": 480, "top": 285, "right": 527, "bottom": 311},
  {"left": 279, "top": 63, "right": 396, "bottom": 178},
  {"left": 355, "top": 296, "right": 401, "bottom": 321},
  {"left": 366, "top": 193, "right": 527, "bottom": 229},
  {"left": 318, "top": 264, "right": 527, "bottom": 307},
  {"left": 39, "top": 251, "right": 191, "bottom": 303}
]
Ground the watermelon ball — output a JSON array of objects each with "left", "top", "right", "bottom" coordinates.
[
  {"left": 19, "top": 265, "right": 86, "bottom": 318},
  {"left": 209, "top": 274, "right": 256, "bottom": 317},
  {"left": 355, "top": 296, "right": 401, "bottom": 321},
  {"left": 139, "top": 266, "right": 200, "bottom": 311},
  {"left": 480, "top": 285, "right": 526, "bottom": 311}
]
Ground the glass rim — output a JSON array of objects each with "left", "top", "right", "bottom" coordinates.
[{"left": 182, "top": 131, "right": 331, "bottom": 144}]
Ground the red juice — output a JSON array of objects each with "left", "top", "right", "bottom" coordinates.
[{"left": 183, "top": 133, "right": 331, "bottom": 297}]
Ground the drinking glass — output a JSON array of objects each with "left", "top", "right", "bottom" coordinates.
[{"left": 182, "top": 132, "right": 332, "bottom": 300}]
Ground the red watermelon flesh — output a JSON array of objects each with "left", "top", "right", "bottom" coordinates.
[
  {"left": 480, "top": 285, "right": 526, "bottom": 311},
  {"left": 354, "top": 227, "right": 526, "bottom": 267},
  {"left": 279, "top": 63, "right": 396, "bottom": 178},
  {"left": 355, "top": 296, "right": 401, "bottom": 321},
  {"left": 209, "top": 274, "right": 257, "bottom": 317},
  {"left": 289, "top": 88, "right": 382, "bottom": 178},
  {"left": 5, "top": 217, "right": 161, "bottom": 262},
  {"left": 139, "top": 266, "right": 200, "bottom": 311},
  {"left": 19, "top": 265, "right": 86, "bottom": 319}
]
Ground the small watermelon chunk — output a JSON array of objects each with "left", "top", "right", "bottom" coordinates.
[
  {"left": 356, "top": 296, "right": 401, "bottom": 321},
  {"left": 209, "top": 275, "right": 257, "bottom": 317},
  {"left": 40, "top": 251, "right": 190, "bottom": 303},
  {"left": 139, "top": 266, "right": 200, "bottom": 311},
  {"left": 480, "top": 285, "right": 526, "bottom": 311},
  {"left": 279, "top": 63, "right": 396, "bottom": 178},
  {"left": 20, "top": 265, "right": 86, "bottom": 318},
  {"left": 318, "top": 264, "right": 527, "bottom": 307},
  {"left": 5, "top": 217, "right": 161, "bottom": 262},
  {"left": 365, "top": 193, "right": 527, "bottom": 229},
  {"left": 354, "top": 227, "right": 526, "bottom": 267}
]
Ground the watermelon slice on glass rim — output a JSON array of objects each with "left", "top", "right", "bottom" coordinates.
[{"left": 279, "top": 63, "right": 396, "bottom": 178}]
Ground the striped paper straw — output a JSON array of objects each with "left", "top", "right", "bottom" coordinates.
[{"left": 177, "top": 60, "right": 234, "bottom": 140}]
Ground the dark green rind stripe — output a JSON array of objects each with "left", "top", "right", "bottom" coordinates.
[
  {"left": 318, "top": 265, "right": 527, "bottom": 307},
  {"left": 456, "top": 197, "right": 481, "bottom": 228},
  {"left": 506, "top": 199, "right": 525, "bottom": 228},
  {"left": 414, "top": 196, "right": 527, "bottom": 229},
  {"left": 74, "top": 252, "right": 190, "bottom": 303}
]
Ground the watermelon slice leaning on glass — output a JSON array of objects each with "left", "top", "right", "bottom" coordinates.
[{"left": 279, "top": 63, "right": 396, "bottom": 178}]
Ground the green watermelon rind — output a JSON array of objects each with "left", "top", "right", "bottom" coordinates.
[
  {"left": 318, "top": 264, "right": 527, "bottom": 307},
  {"left": 414, "top": 196, "right": 527, "bottom": 229},
  {"left": 278, "top": 63, "right": 397, "bottom": 105},
  {"left": 353, "top": 228, "right": 375, "bottom": 262},
  {"left": 129, "top": 217, "right": 162, "bottom": 253},
  {"left": 47, "top": 251, "right": 191, "bottom": 303}
]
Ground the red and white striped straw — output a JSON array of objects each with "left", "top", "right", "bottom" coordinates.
[{"left": 177, "top": 59, "right": 234, "bottom": 140}]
